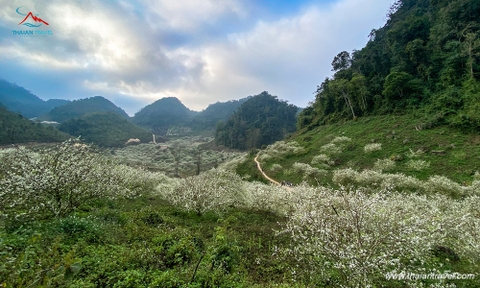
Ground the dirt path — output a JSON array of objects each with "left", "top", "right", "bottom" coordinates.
[
  {"left": 254, "top": 152, "right": 286, "bottom": 187},
  {"left": 254, "top": 154, "right": 293, "bottom": 190}
]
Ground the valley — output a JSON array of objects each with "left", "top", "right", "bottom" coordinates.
[{"left": 1, "top": 0, "right": 480, "bottom": 286}]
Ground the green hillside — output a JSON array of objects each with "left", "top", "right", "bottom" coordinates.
[
  {"left": 44, "top": 99, "right": 70, "bottom": 111},
  {"left": 298, "top": 0, "right": 480, "bottom": 131},
  {"left": 42, "top": 96, "right": 129, "bottom": 123},
  {"left": 0, "top": 105, "right": 69, "bottom": 144},
  {"left": 0, "top": 79, "right": 56, "bottom": 118},
  {"left": 132, "top": 97, "right": 198, "bottom": 135},
  {"left": 215, "top": 91, "right": 298, "bottom": 150},
  {"left": 189, "top": 97, "right": 250, "bottom": 131},
  {"left": 244, "top": 0, "right": 480, "bottom": 188},
  {"left": 58, "top": 112, "right": 152, "bottom": 147},
  {"left": 250, "top": 114, "right": 480, "bottom": 188}
]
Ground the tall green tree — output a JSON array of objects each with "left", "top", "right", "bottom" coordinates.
[{"left": 298, "top": 0, "right": 480, "bottom": 131}]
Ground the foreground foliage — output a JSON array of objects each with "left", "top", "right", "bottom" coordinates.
[
  {"left": 0, "top": 140, "right": 163, "bottom": 222},
  {"left": 1, "top": 143, "right": 479, "bottom": 287}
]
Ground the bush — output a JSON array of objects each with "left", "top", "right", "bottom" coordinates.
[
  {"left": 157, "top": 169, "right": 245, "bottom": 215},
  {"left": 330, "top": 136, "right": 352, "bottom": 143},
  {"left": 406, "top": 159, "right": 430, "bottom": 171},
  {"left": 311, "top": 154, "right": 334, "bottom": 168},
  {"left": 373, "top": 158, "right": 396, "bottom": 172},
  {"left": 258, "top": 141, "right": 305, "bottom": 161},
  {"left": 320, "top": 143, "right": 342, "bottom": 155},
  {"left": 292, "top": 162, "right": 327, "bottom": 180},
  {"left": 364, "top": 143, "right": 382, "bottom": 153},
  {"left": 269, "top": 163, "right": 283, "bottom": 172},
  {"left": 0, "top": 140, "right": 161, "bottom": 222},
  {"left": 280, "top": 185, "right": 480, "bottom": 286}
]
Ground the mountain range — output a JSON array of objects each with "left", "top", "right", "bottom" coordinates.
[
  {"left": 0, "top": 79, "right": 69, "bottom": 118},
  {"left": 40, "top": 96, "right": 130, "bottom": 123},
  {"left": 1, "top": 78, "right": 295, "bottom": 147}
]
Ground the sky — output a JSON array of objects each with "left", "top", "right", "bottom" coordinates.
[{"left": 0, "top": 0, "right": 394, "bottom": 115}]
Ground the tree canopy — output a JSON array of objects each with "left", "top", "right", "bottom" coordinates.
[
  {"left": 59, "top": 112, "right": 152, "bottom": 147},
  {"left": 215, "top": 91, "right": 298, "bottom": 150},
  {"left": 0, "top": 105, "right": 68, "bottom": 144},
  {"left": 298, "top": 0, "right": 480, "bottom": 131}
]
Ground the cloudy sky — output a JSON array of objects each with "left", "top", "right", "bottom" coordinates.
[{"left": 0, "top": 0, "right": 393, "bottom": 115}]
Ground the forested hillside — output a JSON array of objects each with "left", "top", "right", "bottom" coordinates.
[
  {"left": 0, "top": 105, "right": 69, "bottom": 144},
  {"left": 59, "top": 112, "right": 152, "bottom": 147},
  {"left": 132, "top": 97, "right": 198, "bottom": 135},
  {"left": 0, "top": 79, "right": 69, "bottom": 118},
  {"left": 189, "top": 97, "right": 250, "bottom": 131},
  {"left": 215, "top": 91, "right": 298, "bottom": 150},
  {"left": 41, "top": 96, "right": 129, "bottom": 123},
  {"left": 298, "top": 0, "right": 480, "bottom": 130}
]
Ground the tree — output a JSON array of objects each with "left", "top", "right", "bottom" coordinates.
[
  {"left": 331, "top": 51, "right": 351, "bottom": 72},
  {"left": 330, "top": 79, "right": 356, "bottom": 119}
]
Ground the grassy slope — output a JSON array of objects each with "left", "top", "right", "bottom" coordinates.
[
  {"left": 0, "top": 196, "right": 292, "bottom": 287},
  {"left": 260, "top": 113, "right": 480, "bottom": 185}
]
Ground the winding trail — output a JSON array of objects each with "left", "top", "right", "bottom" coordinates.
[{"left": 254, "top": 152, "right": 289, "bottom": 189}]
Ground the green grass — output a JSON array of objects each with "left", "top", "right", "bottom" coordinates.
[
  {"left": 257, "top": 113, "right": 480, "bottom": 186},
  {"left": 235, "top": 150, "right": 269, "bottom": 184},
  {"left": 0, "top": 196, "right": 295, "bottom": 287}
]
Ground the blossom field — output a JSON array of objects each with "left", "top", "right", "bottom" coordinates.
[{"left": 0, "top": 138, "right": 479, "bottom": 287}]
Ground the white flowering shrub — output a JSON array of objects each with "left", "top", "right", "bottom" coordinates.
[
  {"left": 157, "top": 168, "right": 245, "bottom": 215},
  {"left": 292, "top": 162, "right": 327, "bottom": 180},
  {"left": 0, "top": 140, "right": 160, "bottom": 221},
  {"left": 474, "top": 171, "right": 480, "bottom": 181},
  {"left": 455, "top": 195, "right": 480, "bottom": 261},
  {"left": 258, "top": 141, "right": 304, "bottom": 161},
  {"left": 332, "top": 168, "right": 423, "bottom": 192},
  {"left": 406, "top": 159, "right": 430, "bottom": 171},
  {"left": 218, "top": 154, "right": 248, "bottom": 172},
  {"left": 373, "top": 158, "right": 396, "bottom": 172},
  {"left": 423, "top": 175, "right": 464, "bottom": 197},
  {"left": 319, "top": 143, "right": 342, "bottom": 155},
  {"left": 406, "top": 148, "right": 424, "bottom": 158},
  {"left": 331, "top": 136, "right": 352, "bottom": 143},
  {"left": 311, "top": 154, "right": 334, "bottom": 168},
  {"left": 109, "top": 164, "right": 170, "bottom": 197},
  {"left": 242, "top": 181, "right": 295, "bottom": 214},
  {"left": 269, "top": 163, "right": 283, "bottom": 172},
  {"left": 280, "top": 186, "right": 480, "bottom": 286},
  {"left": 332, "top": 168, "right": 479, "bottom": 198},
  {"left": 364, "top": 143, "right": 382, "bottom": 153}
]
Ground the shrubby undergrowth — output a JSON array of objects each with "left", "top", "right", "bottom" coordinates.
[
  {"left": 1, "top": 138, "right": 479, "bottom": 287},
  {"left": 0, "top": 140, "right": 165, "bottom": 222},
  {"left": 333, "top": 167, "right": 480, "bottom": 197},
  {"left": 258, "top": 141, "right": 304, "bottom": 162},
  {"left": 153, "top": 166, "right": 480, "bottom": 286},
  {"left": 157, "top": 169, "right": 245, "bottom": 215},
  {"left": 281, "top": 185, "right": 480, "bottom": 287}
]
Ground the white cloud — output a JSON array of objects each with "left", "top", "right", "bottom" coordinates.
[
  {"left": 167, "top": 0, "right": 393, "bottom": 109},
  {"left": 141, "top": 0, "right": 246, "bottom": 32},
  {"left": 0, "top": 0, "right": 394, "bottom": 113}
]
